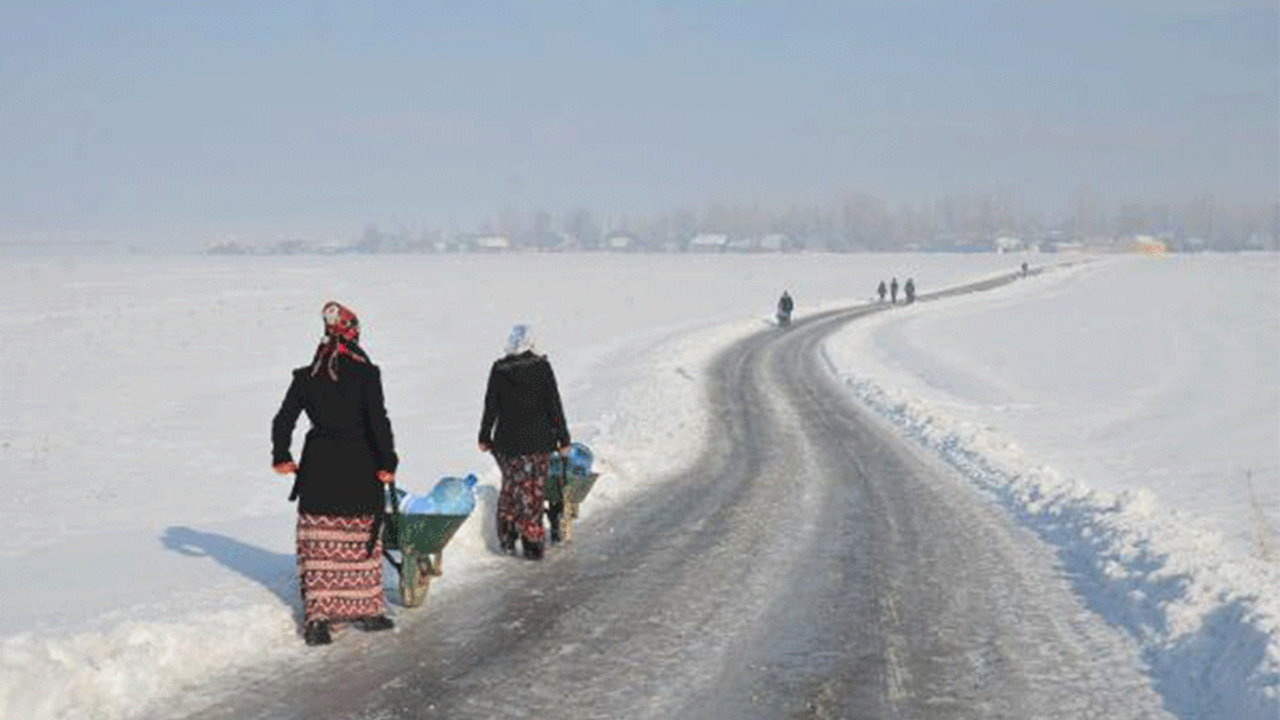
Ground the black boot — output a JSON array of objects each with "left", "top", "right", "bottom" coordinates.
[
  {"left": 522, "top": 538, "right": 544, "bottom": 561},
  {"left": 499, "top": 517, "right": 519, "bottom": 550},
  {"left": 356, "top": 615, "right": 394, "bottom": 632},
  {"left": 304, "top": 621, "right": 332, "bottom": 646},
  {"left": 500, "top": 529, "right": 518, "bottom": 554}
]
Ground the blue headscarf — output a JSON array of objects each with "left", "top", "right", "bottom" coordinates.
[{"left": 505, "top": 324, "right": 536, "bottom": 356}]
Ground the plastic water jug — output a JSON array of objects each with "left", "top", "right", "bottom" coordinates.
[
  {"left": 424, "top": 474, "right": 478, "bottom": 515},
  {"left": 392, "top": 486, "right": 431, "bottom": 514},
  {"left": 567, "top": 443, "right": 593, "bottom": 475},
  {"left": 393, "top": 474, "right": 478, "bottom": 516}
]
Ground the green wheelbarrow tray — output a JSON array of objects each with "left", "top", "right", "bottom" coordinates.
[
  {"left": 545, "top": 467, "right": 600, "bottom": 506},
  {"left": 546, "top": 459, "right": 600, "bottom": 543},
  {"left": 382, "top": 487, "right": 470, "bottom": 608}
]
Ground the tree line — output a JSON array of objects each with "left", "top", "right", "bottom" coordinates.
[
  {"left": 398, "top": 192, "right": 1279, "bottom": 253},
  {"left": 212, "top": 191, "right": 1279, "bottom": 255}
]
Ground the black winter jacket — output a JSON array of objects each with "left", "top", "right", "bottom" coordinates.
[
  {"left": 478, "top": 351, "right": 570, "bottom": 457},
  {"left": 272, "top": 358, "right": 398, "bottom": 516}
]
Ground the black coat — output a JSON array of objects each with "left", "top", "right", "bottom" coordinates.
[
  {"left": 272, "top": 358, "right": 398, "bottom": 516},
  {"left": 478, "top": 351, "right": 570, "bottom": 457}
]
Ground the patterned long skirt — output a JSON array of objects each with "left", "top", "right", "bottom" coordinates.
[
  {"left": 296, "top": 512, "right": 384, "bottom": 624},
  {"left": 495, "top": 452, "right": 551, "bottom": 544}
]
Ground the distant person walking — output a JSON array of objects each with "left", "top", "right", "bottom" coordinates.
[
  {"left": 877, "top": 280, "right": 887, "bottom": 303},
  {"left": 272, "top": 301, "right": 399, "bottom": 646},
  {"left": 904, "top": 278, "right": 916, "bottom": 304},
  {"left": 890, "top": 277, "right": 899, "bottom": 304},
  {"left": 479, "top": 324, "right": 571, "bottom": 560},
  {"left": 777, "top": 290, "right": 794, "bottom": 326},
  {"left": 1021, "top": 261, "right": 1029, "bottom": 278}
]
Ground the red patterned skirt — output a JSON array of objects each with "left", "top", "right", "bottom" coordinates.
[
  {"left": 496, "top": 452, "right": 551, "bottom": 544},
  {"left": 296, "top": 512, "right": 384, "bottom": 623}
]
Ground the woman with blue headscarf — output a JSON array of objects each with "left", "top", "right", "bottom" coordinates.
[{"left": 478, "top": 324, "right": 570, "bottom": 560}]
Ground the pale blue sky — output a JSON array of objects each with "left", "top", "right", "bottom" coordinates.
[{"left": 2, "top": 1, "right": 1276, "bottom": 246}]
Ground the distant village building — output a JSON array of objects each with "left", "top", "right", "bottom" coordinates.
[
  {"left": 1044, "top": 240, "right": 1086, "bottom": 253},
  {"left": 606, "top": 234, "right": 637, "bottom": 251},
  {"left": 435, "top": 236, "right": 468, "bottom": 252},
  {"left": 316, "top": 240, "right": 352, "bottom": 255},
  {"left": 689, "top": 233, "right": 729, "bottom": 252},
  {"left": 207, "top": 240, "right": 249, "bottom": 255},
  {"left": 474, "top": 236, "right": 512, "bottom": 252},
  {"left": 1130, "top": 235, "right": 1167, "bottom": 255},
  {"left": 994, "top": 236, "right": 1023, "bottom": 253}
]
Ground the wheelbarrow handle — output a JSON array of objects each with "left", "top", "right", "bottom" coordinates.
[
  {"left": 381, "top": 481, "right": 402, "bottom": 570},
  {"left": 386, "top": 481, "right": 401, "bottom": 518}
]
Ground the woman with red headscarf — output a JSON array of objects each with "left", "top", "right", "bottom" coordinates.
[{"left": 272, "top": 301, "right": 398, "bottom": 646}]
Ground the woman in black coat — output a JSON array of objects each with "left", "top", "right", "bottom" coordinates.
[
  {"left": 272, "top": 301, "right": 398, "bottom": 646},
  {"left": 478, "top": 324, "right": 570, "bottom": 560}
]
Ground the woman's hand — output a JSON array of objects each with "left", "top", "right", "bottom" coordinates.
[
  {"left": 376, "top": 470, "right": 395, "bottom": 484},
  {"left": 478, "top": 441, "right": 491, "bottom": 453},
  {"left": 273, "top": 461, "right": 298, "bottom": 475}
]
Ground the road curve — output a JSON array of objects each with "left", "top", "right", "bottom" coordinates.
[{"left": 171, "top": 270, "right": 1170, "bottom": 720}]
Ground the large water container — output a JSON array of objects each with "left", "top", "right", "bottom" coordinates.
[
  {"left": 393, "top": 486, "right": 430, "bottom": 514},
  {"left": 424, "top": 474, "right": 478, "bottom": 515},
  {"left": 566, "top": 443, "right": 593, "bottom": 475},
  {"left": 394, "top": 474, "right": 478, "bottom": 516},
  {"left": 550, "top": 442, "right": 594, "bottom": 481}
]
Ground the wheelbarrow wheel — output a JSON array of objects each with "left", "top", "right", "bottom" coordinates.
[
  {"left": 560, "top": 502, "right": 578, "bottom": 542},
  {"left": 399, "top": 553, "right": 433, "bottom": 608}
]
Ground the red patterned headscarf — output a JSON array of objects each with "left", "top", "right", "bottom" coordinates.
[{"left": 310, "top": 301, "right": 370, "bottom": 380}]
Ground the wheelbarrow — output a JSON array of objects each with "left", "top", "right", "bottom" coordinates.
[
  {"left": 546, "top": 444, "right": 600, "bottom": 543},
  {"left": 382, "top": 483, "right": 470, "bottom": 608}
]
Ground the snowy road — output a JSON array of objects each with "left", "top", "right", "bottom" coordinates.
[{"left": 166, "top": 273, "right": 1172, "bottom": 720}]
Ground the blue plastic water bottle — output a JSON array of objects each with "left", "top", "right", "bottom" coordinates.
[
  {"left": 568, "top": 443, "right": 593, "bottom": 475},
  {"left": 425, "top": 474, "right": 478, "bottom": 515},
  {"left": 402, "top": 491, "right": 436, "bottom": 515}
]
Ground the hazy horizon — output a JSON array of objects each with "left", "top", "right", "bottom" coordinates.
[{"left": 3, "top": 0, "right": 1277, "bottom": 249}]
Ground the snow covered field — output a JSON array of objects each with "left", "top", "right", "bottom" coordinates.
[{"left": 0, "top": 251, "right": 1275, "bottom": 719}]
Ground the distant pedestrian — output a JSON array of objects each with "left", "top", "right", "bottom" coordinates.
[
  {"left": 890, "top": 277, "right": 899, "bottom": 304},
  {"left": 1021, "top": 261, "right": 1029, "bottom": 278},
  {"left": 904, "top": 278, "right": 915, "bottom": 304},
  {"left": 877, "top": 280, "right": 887, "bottom": 303},
  {"left": 777, "top": 290, "right": 794, "bottom": 326}
]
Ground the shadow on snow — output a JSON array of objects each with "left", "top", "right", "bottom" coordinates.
[{"left": 160, "top": 526, "right": 300, "bottom": 622}]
